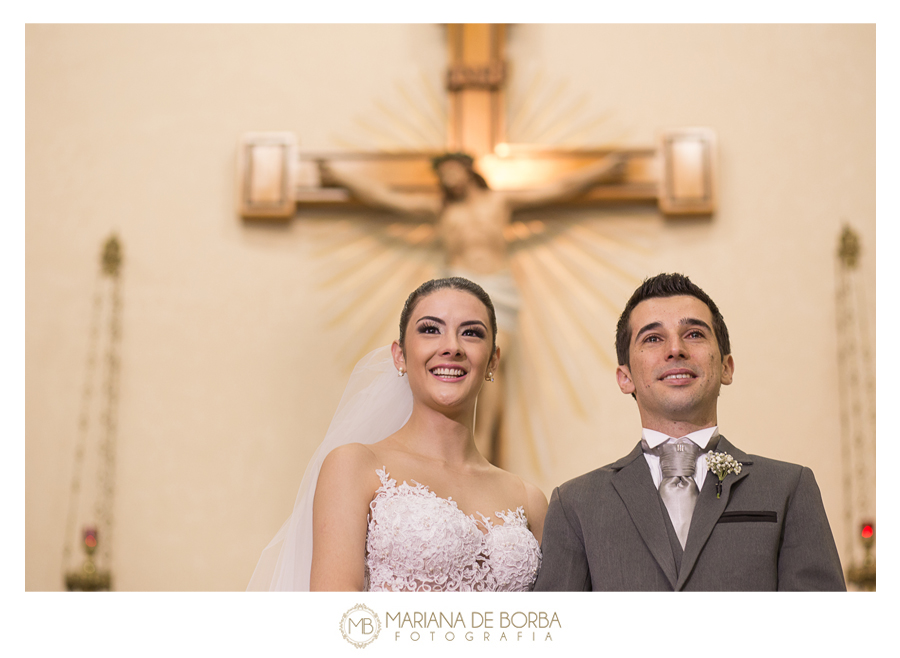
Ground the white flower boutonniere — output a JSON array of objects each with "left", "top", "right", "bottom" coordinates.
[{"left": 706, "top": 451, "right": 742, "bottom": 498}]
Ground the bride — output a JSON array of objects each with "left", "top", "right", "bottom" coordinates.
[{"left": 248, "top": 277, "right": 546, "bottom": 591}]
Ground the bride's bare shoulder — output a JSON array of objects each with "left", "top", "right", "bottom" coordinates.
[
  {"left": 319, "top": 443, "right": 380, "bottom": 487},
  {"left": 521, "top": 479, "right": 548, "bottom": 513},
  {"left": 324, "top": 442, "right": 378, "bottom": 463},
  {"left": 491, "top": 467, "right": 548, "bottom": 539}
]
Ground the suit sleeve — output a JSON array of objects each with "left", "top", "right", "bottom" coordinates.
[
  {"left": 777, "top": 466, "right": 846, "bottom": 591},
  {"left": 533, "top": 486, "right": 592, "bottom": 591}
]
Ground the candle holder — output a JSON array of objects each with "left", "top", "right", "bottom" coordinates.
[
  {"left": 846, "top": 521, "right": 875, "bottom": 591},
  {"left": 63, "top": 528, "right": 113, "bottom": 592}
]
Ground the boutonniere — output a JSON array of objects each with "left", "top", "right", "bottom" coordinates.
[{"left": 706, "top": 451, "right": 743, "bottom": 498}]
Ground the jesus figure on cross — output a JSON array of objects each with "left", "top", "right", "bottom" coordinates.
[{"left": 318, "top": 151, "right": 626, "bottom": 464}]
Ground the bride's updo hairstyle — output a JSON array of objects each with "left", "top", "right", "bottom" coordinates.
[{"left": 398, "top": 277, "right": 498, "bottom": 353}]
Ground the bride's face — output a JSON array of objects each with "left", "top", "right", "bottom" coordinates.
[{"left": 393, "top": 288, "right": 499, "bottom": 412}]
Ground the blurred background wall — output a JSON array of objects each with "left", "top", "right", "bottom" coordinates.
[{"left": 25, "top": 24, "right": 875, "bottom": 590}]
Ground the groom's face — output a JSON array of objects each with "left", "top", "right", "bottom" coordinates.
[{"left": 616, "top": 295, "right": 734, "bottom": 433}]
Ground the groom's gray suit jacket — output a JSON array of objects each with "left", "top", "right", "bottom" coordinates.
[{"left": 534, "top": 436, "right": 845, "bottom": 591}]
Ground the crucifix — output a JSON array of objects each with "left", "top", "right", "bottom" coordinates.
[
  {"left": 238, "top": 24, "right": 716, "bottom": 218},
  {"left": 236, "top": 24, "right": 717, "bottom": 466}
]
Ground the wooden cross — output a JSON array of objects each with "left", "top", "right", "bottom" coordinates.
[{"left": 237, "top": 24, "right": 716, "bottom": 219}]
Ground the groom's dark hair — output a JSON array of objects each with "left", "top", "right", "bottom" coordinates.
[{"left": 615, "top": 273, "right": 731, "bottom": 368}]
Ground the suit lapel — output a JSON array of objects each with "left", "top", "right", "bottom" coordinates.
[
  {"left": 611, "top": 443, "right": 679, "bottom": 589},
  {"left": 676, "top": 436, "right": 753, "bottom": 590}
]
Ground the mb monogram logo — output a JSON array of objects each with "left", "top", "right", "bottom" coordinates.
[{"left": 340, "top": 604, "right": 382, "bottom": 648}]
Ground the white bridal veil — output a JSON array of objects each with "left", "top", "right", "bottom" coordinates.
[{"left": 247, "top": 346, "right": 413, "bottom": 591}]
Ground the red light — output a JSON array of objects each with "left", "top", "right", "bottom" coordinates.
[
  {"left": 83, "top": 527, "right": 98, "bottom": 548},
  {"left": 861, "top": 524, "right": 874, "bottom": 539}
]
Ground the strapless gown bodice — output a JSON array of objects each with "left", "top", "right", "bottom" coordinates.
[{"left": 364, "top": 468, "right": 541, "bottom": 591}]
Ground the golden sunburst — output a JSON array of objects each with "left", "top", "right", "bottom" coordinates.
[{"left": 311, "top": 64, "right": 654, "bottom": 479}]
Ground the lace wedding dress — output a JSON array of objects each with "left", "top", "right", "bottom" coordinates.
[
  {"left": 365, "top": 469, "right": 541, "bottom": 592},
  {"left": 248, "top": 347, "right": 541, "bottom": 591}
]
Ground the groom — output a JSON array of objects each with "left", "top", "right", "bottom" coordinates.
[{"left": 534, "top": 273, "right": 845, "bottom": 591}]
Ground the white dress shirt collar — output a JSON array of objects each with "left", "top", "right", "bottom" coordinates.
[
  {"left": 641, "top": 426, "right": 720, "bottom": 490},
  {"left": 642, "top": 426, "right": 720, "bottom": 450}
]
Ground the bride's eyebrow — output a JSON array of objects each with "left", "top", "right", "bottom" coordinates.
[{"left": 415, "top": 316, "right": 487, "bottom": 330}]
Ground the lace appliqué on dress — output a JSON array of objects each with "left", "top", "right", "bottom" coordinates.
[{"left": 365, "top": 468, "right": 541, "bottom": 592}]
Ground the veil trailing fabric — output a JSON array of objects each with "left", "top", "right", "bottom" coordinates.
[{"left": 247, "top": 346, "right": 412, "bottom": 591}]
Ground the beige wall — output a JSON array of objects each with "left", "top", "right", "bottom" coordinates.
[{"left": 26, "top": 24, "right": 875, "bottom": 590}]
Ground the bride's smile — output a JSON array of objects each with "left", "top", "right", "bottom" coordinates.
[
  {"left": 430, "top": 365, "right": 468, "bottom": 380},
  {"left": 394, "top": 288, "right": 498, "bottom": 413},
  {"left": 254, "top": 277, "right": 546, "bottom": 592}
]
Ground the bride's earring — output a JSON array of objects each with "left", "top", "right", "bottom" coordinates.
[
  {"left": 485, "top": 371, "right": 494, "bottom": 382},
  {"left": 398, "top": 368, "right": 405, "bottom": 377}
]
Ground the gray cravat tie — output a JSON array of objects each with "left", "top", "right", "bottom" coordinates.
[{"left": 658, "top": 439, "right": 700, "bottom": 548}]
